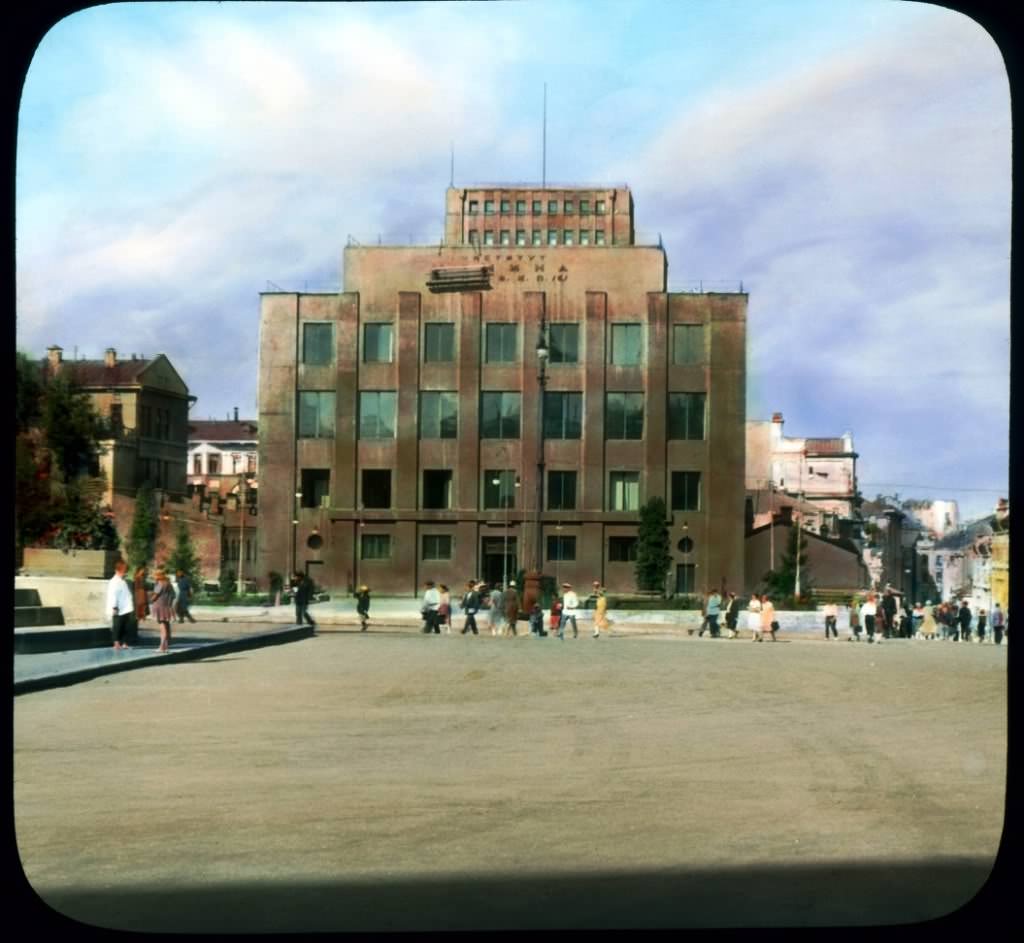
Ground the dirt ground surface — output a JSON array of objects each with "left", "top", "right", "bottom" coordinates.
[{"left": 14, "top": 631, "right": 1008, "bottom": 930}]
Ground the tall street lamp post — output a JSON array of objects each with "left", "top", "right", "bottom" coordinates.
[
  {"left": 524, "top": 318, "right": 549, "bottom": 613},
  {"left": 237, "top": 473, "right": 255, "bottom": 596},
  {"left": 492, "top": 474, "right": 519, "bottom": 588}
]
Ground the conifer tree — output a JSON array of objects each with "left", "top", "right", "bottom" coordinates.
[
  {"left": 635, "top": 497, "right": 671, "bottom": 593},
  {"left": 125, "top": 482, "right": 157, "bottom": 571},
  {"left": 763, "top": 524, "right": 811, "bottom": 603},
  {"left": 166, "top": 518, "right": 202, "bottom": 592}
]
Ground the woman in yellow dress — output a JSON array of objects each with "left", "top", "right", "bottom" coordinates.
[{"left": 592, "top": 581, "right": 608, "bottom": 638}]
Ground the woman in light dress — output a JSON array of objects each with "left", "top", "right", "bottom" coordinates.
[
  {"left": 149, "top": 569, "right": 176, "bottom": 653},
  {"left": 919, "top": 601, "right": 938, "bottom": 640},
  {"left": 759, "top": 595, "right": 777, "bottom": 642},
  {"left": 747, "top": 594, "right": 763, "bottom": 641}
]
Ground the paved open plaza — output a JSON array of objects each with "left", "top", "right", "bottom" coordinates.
[{"left": 14, "top": 630, "right": 1007, "bottom": 930}]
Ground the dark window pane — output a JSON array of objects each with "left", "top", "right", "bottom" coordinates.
[
  {"left": 359, "top": 392, "right": 396, "bottom": 439},
  {"left": 302, "top": 323, "right": 333, "bottom": 365},
  {"left": 300, "top": 469, "right": 330, "bottom": 508},
  {"left": 423, "top": 534, "right": 453, "bottom": 560},
  {"left": 424, "top": 323, "right": 455, "bottom": 362},
  {"left": 609, "top": 536, "right": 638, "bottom": 561},
  {"left": 420, "top": 392, "right": 458, "bottom": 439},
  {"left": 484, "top": 470, "right": 517, "bottom": 509},
  {"left": 298, "top": 392, "right": 335, "bottom": 439},
  {"left": 363, "top": 324, "right": 393, "bottom": 363},
  {"left": 668, "top": 393, "right": 706, "bottom": 440},
  {"left": 548, "top": 471, "right": 577, "bottom": 510},
  {"left": 485, "top": 324, "right": 517, "bottom": 363},
  {"left": 547, "top": 536, "right": 576, "bottom": 561},
  {"left": 610, "top": 324, "right": 642, "bottom": 366},
  {"left": 361, "top": 534, "right": 391, "bottom": 559},
  {"left": 422, "top": 470, "right": 453, "bottom": 509},
  {"left": 671, "top": 471, "right": 701, "bottom": 511},
  {"left": 676, "top": 563, "right": 696, "bottom": 594},
  {"left": 549, "top": 324, "right": 579, "bottom": 363},
  {"left": 672, "top": 324, "right": 704, "bottom": 365},
  {"left": 362, "top": 470, "right": 391, "bottom": 509}
]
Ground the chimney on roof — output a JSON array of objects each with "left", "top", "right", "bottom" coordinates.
[
  {"left": 47, "top": 345, "right": 63, "bottom": 372},
  {"left": 234, "top": 406, "right": 239, "bottom": 422},
  {"left": 771, "top": 412, "right": 783, "bottom": 424},
  {"left": 104, "top": 348, "right": 117, "bottom": 367},
  {"left": 770, "top": 412, "right": 783, "bottom": 441}
]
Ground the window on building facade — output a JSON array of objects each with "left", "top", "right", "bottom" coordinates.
[
  {"left": 469, "top": 230, "right": 479, "bottom": 245},
  {"left": 548, "top": 200, "right": 558, "bottom": 213},
  {"left": 595, "top": 229, "right": 606, "bottom": 245},
  {"left": 302, "top": 323, "right": 334, "bottom": 365},
  {"left": 516, "top": 199, "right": 526, "bottom": 214},
  {"left": 422, "top": 534, "right": 453, "bottom": 560},
  {"left": 610, "top": 324, "right": 643, "bottom": 366},
  {"left": 671, "top": 471, "right": 701, "bottom": 511},
  {"left": 532, "top": 200, "right": 542, "bottom": 214},
  {"left": 547, "top": 535, "right": 577, "bottom": 561},
  {"left": 672, "top": 324, "right": 705, "bottom": 365},
  {"left": 419, "top": 391, "right": 458, "bottom": 439},
  {"left": 246, "top": 453, "right": 256, "bottom": 473},
  {"left": 564, "top": 200, "right": 575, "bottom": 214},
  {"left": 193, "top": 455, "right": 202, "bottom": 475},
  {"left": 606, "top": 392, "right": 644, "bottom": 439},
  {"left": 676, "top": 563, "right": 696, "bottom": 594},
  {"left": 361, "top": 534, "right": 391, "bottom": 560},
  {"left": 500, "top": 198, "right": 510, "bottom": 213},
  {"left": 358, "top": 391, "right": 396, "bottom": 439},
  {"left": 500, "top": 230, "right": 511, "bottom": 246},
  {"left": 596, "top": 199, "right": 606, "bottom": 214},
  {"left": 484, "top": 230, "right": 495, "bottom": 245},
  {"left": 609, "top": 536, "right": 638, "bottom": 561},
  {"left": 424, "top": 323, "right": 455, "bottom": 362},
  {"left": 422, "top": 470, "right": 453, "bottom": 510},
  {"left": 485, "top": 323, "right": 518, "bottom": 363},
  {"left": 549, "top": 323, "right": 579, "bottom": 363},
  {"left": 609, "top": 472, "right": 640, "bottom": 511},
  {"left": 579, "top": 230, "right": 590, "bottom": 245},
  {"left": 480, "top": 392, "right": 520, "bottom": 439},
  {"left": 484, "top": 199, "right": 495, "bottom": 215},
  {"left": 208, "top": 454, "right": 220, "bottom": 475},
  {"left": 363, "top": 323, "right": 394, "bottom": 363},
  {"left": 543, "top": 391, "right": 582, "bottom": 439},
  {"left": 484, "top": 470, "right": 518, "bottom": 509},
  {"left": 532, "top": 230, "right": 542, "bottom": 246},
  {"left": 515, "top": 230, "right": 526, "bottom": 246},
  {"left": 580, "top": 199, "right": 591, "bottom": 215},
  {"left": 361, "top": 469, "right": 392, "bottom": 508},
  {"left": 563, "top": 230, "right": 574, "bottom": 245},
  {"left": 468, "top": 200, "right": 479, "bottom": 215},
  {"left": 298, "top": 392, "right": 335, "bottom": 439},
  {"left": 547, "top": 230, "right": 558, "bottom": 246},
  {"left": 667, "top": 393, "right": 706, "bottom": 440},
  {"left": 301, "top": 469, "right": 331, "bottom": 508},
  {"left": 547, "top": 470, "right": 577, "bottom": 510}
]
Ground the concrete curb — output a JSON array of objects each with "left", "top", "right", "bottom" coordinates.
[{"left": 14, "top": 625, "right": 316, "bottom": 696}]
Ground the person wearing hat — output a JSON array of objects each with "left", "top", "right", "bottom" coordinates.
[
  {"left": 503, "top": 580, "right": 520, "bottom": 637},
  {"left": 724, "top": 591, "right": 740, "bottom": 638},
  {"left": 558, "top": 583, "right": 580, "bottom": 640},
  {"left": 591, "top": 580, "right": 607, "bottom": 638},
  {"left": 460, "top": 580, "right": 480, "bottom": 636},
  {"left": 355, "top": 584, "right": 371, "bottom": 631}
]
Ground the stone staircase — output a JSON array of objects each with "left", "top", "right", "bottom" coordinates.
[
  {"left": 14, "top": 587, "right": 116, "bottom": 654},
  {"left": 14, "top": 588, "right": 65, "bottom": 628}
]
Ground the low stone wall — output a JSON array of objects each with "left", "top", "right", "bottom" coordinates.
[
  {"left": 21, "top": 548, "right": 119, "bottom": 579},
  {"left": 15, "top": 576, "right": 110, "bottom": 625}
]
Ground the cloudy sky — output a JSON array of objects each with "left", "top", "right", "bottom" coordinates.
[{"left": 16, "top": 0, "right": 1010, "bottom": 521}]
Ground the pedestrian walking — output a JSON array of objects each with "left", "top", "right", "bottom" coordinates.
[
  {"left": 550, "top": 595, "right": 563, "bottom": 635},
  {"left": 861, "top": 594, "right": 879, "bottom": 644},
  {"left": 460, "top": 581, "right": 480, "bottom": 635},
  {"left": 848, "top": 598, "right": 862, "bottom": 641},
  {"left": 174, "top": 569, "right": 197, "bottom": 624},
  {"left": 724, "top": 591, "right": 740, "bottom": 638},
  {"left": 977, "top": 608, "right": 987, "bottom": 643},
  {"left": 957, "top": 600, "right": 972, "bottom": 643},
  {"left": 439, "top": 584, "right": 451, "bottom": 634},
  {"left": 558, "top": 583, "right": 579, "bottom": 640},
  {"left": 529, "top": 604, "right": 546, "bottom": 637},
  {"left": 355, "top": 584, "right": 371, "bottom": 631},
  {"left": 488, "top": 583, "right": 505, "bottom": 635},
  {"left": 991, "top": 602, "right": 1005, "bottom": 644},
  {"left": 292, "top": 571, "right": 317, "bottom": 628},
  {"left": 920, "top": 601, "right": 938, "bottom": 640},
  {"left": 149, "top": 569, "right": 177, "bottom": 653},
  {"left": 758, "top": 595, "right": 776, "bottom": 642},
  {"left": 881, "top": 588, "right": 898, "bottom": 639},
  {"left": 704, "top": 589, "right": 723, "bottom": 637},
  {"left": 824, "top": 601, "right": 839, "bottom": 640},
  {"left": 912, "top": 602, "right": 925, "bottom": 637},
  {"left": 106, "top": 559, "right": 135, "bottom": 651},
  {"left": 504, "top": 581, "right": 520, "bottom": 637},
  {"left": 421, "top": 580, "right": 441, "bottom": 634},
  {"left": 591, "top": 581, "right": 608, "bottom": 637},
  {"left": 747, "top": 594, "right": 762, "bottom": 641},
  {"left": 131, "top": 564, "right": 149, "bottom": 644}
]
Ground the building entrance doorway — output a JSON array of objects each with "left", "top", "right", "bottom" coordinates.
[{"left": 482, "top": 536, "right": 517, "bottom": 587}]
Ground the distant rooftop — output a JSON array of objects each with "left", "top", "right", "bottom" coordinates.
[{"left": 454, "top": 182, "right": 630, "bottom": 190}]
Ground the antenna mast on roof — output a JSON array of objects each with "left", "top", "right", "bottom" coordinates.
[
  {"left": 542, "top": 82, "right": 547, "bottom": 188},
  {"left": 450, "top": 141, "right": 454, "bottom": 188}
]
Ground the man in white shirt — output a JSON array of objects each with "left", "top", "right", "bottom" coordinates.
[
  {"left": 105, "top": 559, "right": 134, "bottom": 650},
  {"left": 421, "top": 580, "right": 441, "bottom": 634},
  {"left": 558, "top": 583, "right": 579, "bottom": 640},
  {"left": 824, "top": 602, "right": 839, "bottom": 640}
]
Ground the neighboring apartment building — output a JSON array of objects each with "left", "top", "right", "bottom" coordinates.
[
  {"left": 187, "top": 412, "right": 259, "bottom": 496},
  {"left": 746, "top": 414, "right": 859, "bottom": 528},
  {"left": 258, "top": 183, "right": 747, "bottom": 595},
  {"left": 41, "top": 345, "right": 193, "bottom": 506},
  {"left": 900, "top": 499, "right": 959, "bottom": 538}
]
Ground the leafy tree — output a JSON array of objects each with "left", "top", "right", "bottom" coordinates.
[
  {"left": 16, "top": 352, "right": 43, "bottom": 434},
  {"left": 166, "top": 518, "right": 202, "bottom": 593},
  {"left": 125, "top": 482, "right": 158, "bottom": 570},
  {"left": 762, "top": 524, "right": 811, "bottom": 604},
  {"left": 635, "top": 497, "right": 671, "bottom": 593},
  {"left": 40, "top": 371, "right": 106, "bottom": 478}
]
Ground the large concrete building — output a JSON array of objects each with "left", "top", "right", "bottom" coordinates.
[{"left": 258, "top": 184, "right": 747, "bottom": 595}]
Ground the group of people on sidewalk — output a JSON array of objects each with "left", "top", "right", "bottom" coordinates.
[
  {"left": 407, "top": 579, "right": 610, "bottom": 640},
  {"left": 105, "top": 560, "right": 197, "bottom": 652},
  {"left": 836, "top": 590, "right": 1007, "bottom": 645}
]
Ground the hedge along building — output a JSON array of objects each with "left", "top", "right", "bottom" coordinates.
[{"left": 258, "top": 184, "right": 747, "bottom": 596}]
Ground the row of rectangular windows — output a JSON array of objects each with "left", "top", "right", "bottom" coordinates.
[
  {"left": 302, "top": 469, "right": 701, "bottom": 515},
  {"left": 469, "top": 229, "right": 605, "bottom": 246},
  {"left": 468, "top": 198, "right": 607, "bottom": 216},
  {"left": 304, "top": 322, "right": 706, "bottom": 367},
  {"left": 297, "top": 391, "right": 706, "bottom": 441},
  {"left": 362, "top": 532, "right": 656, "bottom": 563}
]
